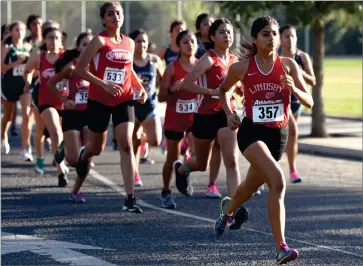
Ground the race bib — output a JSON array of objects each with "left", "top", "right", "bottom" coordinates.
[
  {"left": 55, "top": 81, "right": 66, "bottom": 91},
  {"left": 75, "top": 90, "right": 88, "bottom": 104},
  {"left": 176, "top": 99, "right": 196, "bottom": 114},
  {"left": 13, "top": 64, "right": 25, "bottom": 76},
  {"left": 103, "top": 67, "right": 125, "bottom": 84},
  {"left": 252, "top": 103, "right": 284, "bottom": 123}
]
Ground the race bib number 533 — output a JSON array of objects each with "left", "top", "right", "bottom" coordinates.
[
  {"left": 252, "top": 103, "right": 284, "bottom": 123},
  {"left": 103, "top": 67, "right": 125, "bottom": 84}
]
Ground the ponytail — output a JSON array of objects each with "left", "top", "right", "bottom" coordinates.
[
  {"left": 54, "top": 48, "right": 79, "bottom": 73},
  {"left": 237, "top": 40, "right": 257, "bottom": 62}
]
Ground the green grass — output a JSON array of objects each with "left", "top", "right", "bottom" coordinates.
[{"left": 305, "top": 58, "right": 362, "bottom": 117}]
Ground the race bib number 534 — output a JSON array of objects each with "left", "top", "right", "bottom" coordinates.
[
  {"left": 252, "top": 103, "right": 284, "bottom": 123},
  {"left": 176, "top": 100, "right": 196, "bottom": 114},
  {"left": 103, "top": 67, "right": 125, "bottom": 84}
]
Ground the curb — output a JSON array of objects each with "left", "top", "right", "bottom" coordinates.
[
  {"left": 298, "top": 142, "right": 362, "bottom": 161},
  {"left": 301, "top": 112, "right": 362, "bottom": 122}
]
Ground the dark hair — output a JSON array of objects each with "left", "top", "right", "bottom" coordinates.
[
  {"left": 279, "top": 24, "right": 295, "bottom": 35},
  {"left": 100, "top": 2, "right": 122, "bottom": 18},
  {"left": 208, "top": 18, "right": 232, "bottom": 44},
  {"left": 1, "top": 24, "right": 7, "bottom": 41},
  {"left": 62, "top": 31, "right": 68, "bottom": 40},
  {"left": 54, "top": 32, "right": 91, "bottom": 73},
  {"left": 26, "top": 15, "right": 41, "bottom": 30},
  {"left": 3, "top": 21, "right": 25, "bottom": 44},
  {"left": 237, "top": 16, "right": 279, "bottom": 61},
  {"left": 129, "top": 29, "right": 147, "bottom": 40},
  {"left": 42, "top": 20, "right": 59, "bottom": 32},
  {"left": 176, "top": 30, "right": 195, "bottom": 59},
  {"left": 169, "top": 20, "right": 185, "bottom": 33},
  {"left": 40, "top": 27, "right": 61, "bottom": 51},
  {"left": 195, "top": 13, "right": 211, "bottom": 39}
]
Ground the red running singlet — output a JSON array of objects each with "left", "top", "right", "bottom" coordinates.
[
  {"left": 65, "top": 59, "right": 90, "bottom": 111},
  {"left": 88, "top": 32, "right": 133, "bottom": 106},
  {"left": 164, "top": 59, "right": 200, "bottom": 133},
  {"left": 197, "top": 49, "right": 236, "bottom": 115},
  {"left": 38, "top": 51, "right": 66, "bottom": 110},
  {"left": 242, "top": 55, "right": 290, "bottom": 128}
]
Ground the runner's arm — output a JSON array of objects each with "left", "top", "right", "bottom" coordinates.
[
  {"left": 179, "top": 53, "right": 216, "bottom": 95},
  {"left": 300, "top": 52, "right": 316, "bottom": 86},
  {"left": 23, "top": 49, "right": 40, "bottom": 89},
  {"left": 158, "top": 63, "right": 174, "bottom": 102},
  {"left": 47, "top": 64, "right": 73, "bottom": 103},
  {"left": 1, "top": 44, "right": 21, "bottom": 72}
]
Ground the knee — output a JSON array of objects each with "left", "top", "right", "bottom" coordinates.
[
  {"left": 223, "top": 154, "right": 238, "bottom": 170},
  {"left": 66, "top": 156, "right": 78, "bottom": 167},
  {"left": 118, "top": 141, "right": 132, "bottom": 153},
  {"left": 89, "top": 143, "right": 104, "bottom": 156},
  {"left": 269, "top": 171, "right": 286, "bottom": 194}
]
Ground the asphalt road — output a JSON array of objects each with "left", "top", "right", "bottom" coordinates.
[{"left": 2, "top": 131, "right": 362, "bottom": 266}]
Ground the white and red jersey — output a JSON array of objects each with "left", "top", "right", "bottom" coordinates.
[
  {"left": 242, "top": 55, "right": 290, "bottom": 128},
  {"left": 197, "top": 49, "right": 236, "bottom": 115},
  {"left": 88, "top": 31, "right": 133, "bottom": 106},
  {"left": 65, "top": 59, "right": 90, "bottom": 111},
  {"left": 164, "top": 59, "right": 199, "bottom": 132},
  {"left": 39, "top": 51, "right": 67, "bottom": 110}
]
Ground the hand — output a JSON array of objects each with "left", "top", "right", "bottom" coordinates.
[
  {"left": 281, "top": 74, "right": 296, "bottom": 93},
  {"left": 171, "top": 79, "right": 183, "bottom": 93},
  {"left": 138, "top": 89, "right": 148, "bottom": 104},
  {"left": 227, "top": 113, "right": 241, "bottom": 130},
  {"left": 101, "top": 82, "right": 123, "bottom": 97},
  {"left": 64, "top": 99, "right": 76, "bottom": 110},
  {"left": 210, "top": 88, "right": 219, "bottom": 96},
  {"left": 15, "top": 55, "right": 26, "bottom": 65},
  {"left": 23, "top": 80, "right": 31, "bottom": 94}
]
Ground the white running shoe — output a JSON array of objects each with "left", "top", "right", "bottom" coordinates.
[{"left": 2, "top": 140, "right": 10, "bottom": 154}]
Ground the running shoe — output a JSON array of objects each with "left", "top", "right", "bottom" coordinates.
[
  {"left": 45, "top": 137, "right": 52, "bottom": 151},
  {"left": 254, "top": 184, "right": 265, "bottom": 195},
  {"left": 276, "top": 242, "right": 299, "bottom": 264},
  {"left": 134, "top": 174, "right": 143, "bottom": 187},
  {"left": 161, "top": 191, "right": 176, "bottom": 209},
  {"left": 140, "top": 157, "right": 155, "bottom": 164},
  {"left": 2, "top": 140, "right": 10, "bottom": 154},
  {"left": 34, "top": 157, "right": 44, "bottom": 175},
  {"left": 174, "top": 160, "right": 193, "bottom": 196},
  {"left": 290, "top": 171, "right": 302, "bottom": 183},
  {"left": 214, "top": 196, "right": 234, "bottom": 237},
  {"left": 229, "top": 205, "right": 249, "bottom": 230},
  {"left": 54, "top": 140, "right": 65, "bottom": 163},
  {"left": 70, "top": 192, "right": 86, "bottom": 203},
  {"left": 58, "top": 172, "right": 69, "bottom": 187},
  {"left": 21, "top": 148, "right": 33, "bottom": 162},
  {"left": 205, "top": 184, "right": 222, "bottom": 198},
  {"left": 122, "top": 196, "right": 142, "bottom": 213}
]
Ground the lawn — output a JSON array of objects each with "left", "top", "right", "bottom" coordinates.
[{"left": 305, "top": 57, "right": 362, "bottom": 117}]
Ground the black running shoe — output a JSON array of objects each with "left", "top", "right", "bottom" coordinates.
[
  {"left": 140, "top": 157, "right": 155, "bottom": 165},
  {"left": 122, "top": 196, "right": 142, "bottom": 213},
  {"left": 174, "top": 160, "right": 193, "bottom": 197},
  {"left": 58, "top": 172, "right": 69, "bottom": 187},
  {"left": 75, "top": 147, "right": 90, "bottom": 178},
  {"left": 229, "top": 205, "right": 249, "bottom": 230},
  {"left": 161, "top": 191, "right": 176, "bottom": 209},
  {"left": 54, "top": 140, "right": 65, "bottom": 164}
]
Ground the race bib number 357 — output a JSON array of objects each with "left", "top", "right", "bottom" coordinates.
[
  {"left": 252, "top": 103, "right": 284, "bottom": 123},
  {"left": 103, "top": 67, "right": 125, "bottom": 84},
  {"left": 176, "top": 100, "right": 196, "bottom": 114}
]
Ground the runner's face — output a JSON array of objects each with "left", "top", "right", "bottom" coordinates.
[
  {"left": 78, "top": 35, "right": 92, "bottom": 54},
  {"left": 179, "top": 33, "right": 197, "bottom": 57},
  {"left": 199, "top": 16, "right": 214, "bottom": 38},
  {"left": 103, "top": 4, "right": 124, "bottom": 29},
  {"left": 135, "top": 33, "right": 148, "bottom": 54},
  {"left": 254, "top": 23, "right": 279, "bottom": 53},
  {"left": 45, "top": 30, "right": 62, "bottom": 50},
  {"left": 171, "top": 24, "right": 186, "bottom": 40},
  {"left": 280, "top": 28, "right": 297, "bottom": 50},
  {"left": 12, "top": 23, "right": 26, "bottom": 40},
  {"left": 211, "top": 23, "right": 233, "bottom": 49},
  {"left": 30, "top": 18, "right": 42, "bottom": 36}
]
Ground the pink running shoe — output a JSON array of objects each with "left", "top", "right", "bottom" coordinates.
[
  {"left": 205, "top": 184, "right": 222, "bottom": 198},
  {"left": 140, "top": 142, "right": 148, "bottom": 154},
  {"left": 290, "top": 171, "right": 302, "bottom": 183},
  {"left": 134, "top": 174, "right": 143, "bottom": 187}
]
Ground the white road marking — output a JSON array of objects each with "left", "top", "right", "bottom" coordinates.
[
  {"left": 89, "top": 169, "right": 363, "bottom": 259},
  {"left": 1, "top": 232, "right": 117, "bottom": 266}
]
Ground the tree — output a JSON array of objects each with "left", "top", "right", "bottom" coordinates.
[{"left": 221, "top": 1, "right": 362, "bottom": 137}]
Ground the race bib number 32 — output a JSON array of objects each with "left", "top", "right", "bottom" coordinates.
[
  {"left": 103, "top": 67, "right": 125, "bottom": 84},
  {"left": 13, "top": 64, "right": 25, "bottom": 76},
  {"left": 176, "top": 100, "right": 196, "bottom": 114},
  {"left": 253, "top": 103, "right": 284, "bottom": 123},
  {"left": 75, "top": 90, "right": 88, "bottom": 104}
]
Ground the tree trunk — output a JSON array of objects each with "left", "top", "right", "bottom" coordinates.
[{"left": 311, "top": 19, "right": 328, "bottom": 137}]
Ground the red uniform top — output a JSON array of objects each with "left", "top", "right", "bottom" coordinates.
[
  {"left": 65, "top": 59, "right": 90, "bottom": 111},
  {"left": 164, "top": 59, "right": 200, "bottom": 133},
  {"left": 242, "top": 55, "right": 290, "bottom": 128},
  {"left": 88, "top": 32, "right": 133, "bottom": 106},
  {"left": 39, "top": 51, "right": 67, "bottom": 109},
  {"left": 197, "top": 49, "right": 236, "bottom": 115}
]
